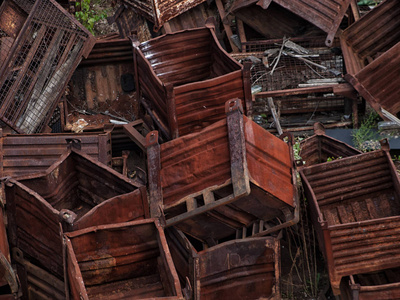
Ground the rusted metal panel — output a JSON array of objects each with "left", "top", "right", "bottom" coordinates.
[
  {"left": 340, "top": 0, "right": 400, "bottom": 75},
  {"left": 64, "top": 219, "right": 183, "bottom": 299},
  {"left": 340, "top": 268, "right": 400, "bottom": 300},
  {"left": 345, "top": 41, "right": 400, "bottom": 119},
  {"left": 298, "top": 122, "right": 361, "bottom": 167},
  {"left": 0, "top": 0, "right": 96, "bottom": 134},
  {"left": 4, "top": 148, "right": 146, "bottom": 278},
  {"left": 165, "top": 227, "right": 281, "bottom": 300},
  {"left": 261, "top": 0, "right": 351, "bottom": 47},
  {"left": 12, "top": 248, "right": 65, "bottom": 299},
  {"left": 147, "top": 99, "right": 298, "bottom": 245},
  {"left": 134, "top": 26, "right": 252, "bottom": 139},
  {"left": 0, "top": 130, "right": 112, "bottom": 177},
  {"left": 120, "top": 0, "right": 207, "bottom": 31},
  {"left": 300, "top": 141, "right": 400, "bottom": 295}
]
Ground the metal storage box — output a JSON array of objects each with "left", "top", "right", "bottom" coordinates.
[
  {"left": 147, "top": 99, "right": 298, "bottom": 245},
  {"left": 64, "top": 219, "right": 183, "bottom": 299},
  {"left": 300, "top": 140, "right": 400, "bottom": 295}
]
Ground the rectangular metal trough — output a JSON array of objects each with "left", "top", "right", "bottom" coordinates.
[
  {"left": 133, "top": 25, "right": 252, "bottom": 139},
  {"left": 340, "top": 267, "right": 400, "bottom": 300},
  {"left": 147, "top": 99, "right": 298, "bottom": 246},
  {"left": 300, "top": 139, "right": 400, "bottom": 295},
  {"left": 64, "top": 219, "right": 183, "bottom": 299},
  {"left": 165, "top": 227, "right": 281, "bottom": 300},
  {"left": 3, "top": 147, "right": 147, "bottom": 279},
  {"left": 0, "top": 129, "right": 112, "bottom": 177},
  {"left": 0, "top": 0, "right": 95, "bottom": 134}
]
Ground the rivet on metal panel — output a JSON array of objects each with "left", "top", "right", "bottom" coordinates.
[
  {"left": 225, "top": 98, "right": 243, "bottom": 114},
  {"left": 146, "top": 131, "right": 159, "bottom": 147},
  {"left": 59, "top": 209, "right": 77, "bottom": 226}
]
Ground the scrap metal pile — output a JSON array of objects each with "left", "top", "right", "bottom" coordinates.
[{"left": 0, "top": 0, "right": 399, "bottom": 299}]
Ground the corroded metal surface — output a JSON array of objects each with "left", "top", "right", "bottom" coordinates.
[
  {"left": 4, "top": 148, "right": 145, "bottom": 278},
  {"left": 300, "top": 142, "right": 400, "bottom": 295},
  {"left": 261, "top": 0, "right": 351, "bottom": 47},
  {"left": 0, "top": 130, "right": 112, "bottom": 177},
  {"left": 340, "top": 0, "right": 400, "bottom": 75},
  {"left": 120, "top": 0, "right": 207, "bottom": 31},
  {"left": 340, "top": 267, "right": 400, "bottom": 300},
  {"left": 64, "top": 219, "right": 183, "bottom": 299},
  {"left": 147, "top": 99, "right": 298, "bottom": 244},
  {"left": 298, "top": 123, "right": 361, "bottom": 167},
  {"left": 198, "top": 237, "right": 280, "bottom": 299},
  {"left": 134, "top": 26, "right": 252, "bottom": 139},
  {"left": 0, "top": 0, "right": 95, "bottom": 134}
]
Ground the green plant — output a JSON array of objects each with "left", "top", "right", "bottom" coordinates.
[
  {"left": 75, "top": 0, "right": 107, "bottom": 35},
  {"left": 326, "top": 156, "right": 342, "bottom": 162},
  {"left": 352, "top": 111, "right": 380, "bottom": 152}
]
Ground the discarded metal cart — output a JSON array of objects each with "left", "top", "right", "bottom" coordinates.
[
  {"left": 300, "top": 139, "right": 400, "bottom": 295},
  {"left": 64, "top": 219, "right": 183, "bottom": 299},
  {"left": 147, "top": 99, "right": 298, "bottom": 245},
  {"left": 4, "top": 146, "right": 147, "bottom": 278},
  {"left": 133, "top": 25, "right": 252, "bottom": 139},
  {"left": 0, "top": 0, "right": 95, "bottom": 133}
]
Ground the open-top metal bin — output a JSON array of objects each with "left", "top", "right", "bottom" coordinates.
[
  {"left": 147, "top": 99, "right": 298, "bottom": 246},
  {"left": 0, "top": 0, "right": 95, "bottom": 133},
  {"left": 4, "top": 146, "right": 147, "bottom": 279},
  {"left": 166, "top": 227, "right": 281, "bottom": 300},
  {"left": 133, "top": 25, "right": 252, "bottom": 139},
  {"left": 300, "top": 139, "right": 400, "bottom": 295},
  {"left": 64, "top": 219, "right": 183, "bottom": 299}
]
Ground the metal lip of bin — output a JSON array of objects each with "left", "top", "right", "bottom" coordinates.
[
  {"left": 299, "top": 139, "right": 400, "bottom": 295},
  {"left": 147, "top": 99, "right": 299, "bottom": 245},
  {"left": 64, "top": 218, "right": 184, "bottom": 299}
]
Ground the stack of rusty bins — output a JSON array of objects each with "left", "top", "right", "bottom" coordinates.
[
  {"left": 0, "top": 0, "right": 95, "bottom": 134},
  {"left": 260, "top": 0, "right": 352, "bottom": 47},
  {"left": 0, "top": 129, "right": 112, "bottom": 177},
  {"left": 133, "top": 24, "right": 252, "bottom": 139},
  {"left": 341, "top": 0, "right": 400, "bottom": 118},
  {"left": 3, "top": 147, "right": 147, "bottom": 283},
  {"left": 297, "top": 123, "right": 361, "bottom": 167},
  {"left": 299, "top": 139, "right": 400, "bottom": 295},
  {"left": 165, "top": 227, "right": 281, "bottom": 299},
  {"left": 119, "top": 0, "right": 206, "bottom": 31},
  {"left": 147, "top": 99, "right": 298, "bottom": 245},
  {"left": 64, "top": 219, "right": 183, "bottom": 299},
  {"left": 340, "top": 267, "right": 400, "bottom": 300}
]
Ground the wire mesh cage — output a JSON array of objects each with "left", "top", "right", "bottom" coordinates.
[{"left": 0, "top": 0, "right": 95, "bottom": 133}]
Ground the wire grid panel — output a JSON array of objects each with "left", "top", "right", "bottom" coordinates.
[
  {"left": 243, "top": 38, "right": 344, "bottom": 92},
  {"left": 0, "top": 0, "right": 91, "bottom": 133}
]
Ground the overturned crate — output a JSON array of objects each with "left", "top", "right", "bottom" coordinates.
[
  {"left": 147, "top": 99, "right": 298, "bottom": 245},
  {"left": 340, "top": 267, "right": 400, "bottom": 300},
  {"left": 300, "top": 139, "right": 400, "bottom": 295},
  {"left": 0, "top": 129, "right": 112, "bottom": 177},
  {"left": 342, "top": 0, "right": 400, "bottom": 119},
  {"left": 0, "top": 0, "right": 95, "bottom": 133},
  {"left": 133, "top": 25, "right": 252, "bottom": 139},
  {"left": 259, "top": 0, "right": 351, "bottom": 47},
  {"left": 166, "top": 227, "right": 281, "bottom": 300},
  {"left": 4, "top": 147, "right": 147, "bottom": 279},
  {"left": 64, "top": 219, "right": 183, "bottom": 299},
  {"left": 297, "top": 122, "right": 361, "bottom": 167}
]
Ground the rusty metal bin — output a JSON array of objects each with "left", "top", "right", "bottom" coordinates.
[
  {"left": 0, "top": 129, "right": 112, "bottom": 177},
  {"left": 166, "top": 227, "right": 280, "bottom": 299},
  {"left": 4, "top": 147, "right": 147, "bottom": 279},
  {"left": 340, "top": 267, "right": 400, "bottom": 300},
  {"left": 0, "top": 0, "right": 95, "bottom": 134},
  {"left": 133, "top": 25, "right": 252, "bottom": 139},
  {"left": 147, "top": 99, "right": 298, "bottom": 245},
  {"left": 298, "top": 122, "right": 361, "bottom": 167},
  {"left": 341, "top": 0, "right": 400, "bottom": 118},
  {"left": 64, "top": 219, "right": 183, "bottom": 299},
  {"left": 300, "top": 139, "right": 400, "bottom": 295}
]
